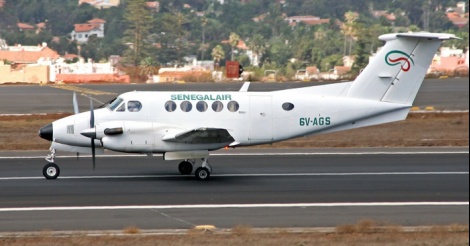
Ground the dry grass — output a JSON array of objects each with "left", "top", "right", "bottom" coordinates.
[
  {"left": 0, "top": 223, "right": 468, "bottom": 246},
  {"left": 1, "top": 112, "right": 467, "bottom": 151}
]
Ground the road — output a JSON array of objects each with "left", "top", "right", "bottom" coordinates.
[
  {"left": 0, "top": 148, "right": 467, "bottom": 232},
  {"left": 0, "top": 78, "right": 468, "bottom": 114}
]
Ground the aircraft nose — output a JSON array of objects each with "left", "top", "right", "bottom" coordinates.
[{"left": 39, "top": 123, "right": 53, "bottom": 141}]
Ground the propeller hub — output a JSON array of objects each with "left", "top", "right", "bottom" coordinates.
[{"left": 39, "top": 123, "right": 53, "bottom": 141}]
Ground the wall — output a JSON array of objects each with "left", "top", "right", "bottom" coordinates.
[
  {"left": 55, "top": 74, "right": 130, "bottom": 83},
  {"left": 0, "top": 63, "right": 49, "bottom": 84}
]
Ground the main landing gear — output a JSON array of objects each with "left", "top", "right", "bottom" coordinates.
[
  {"left": 43, "top": 148, "right": 60, "bottom": 179},
  {"left": 178, "top": 158, "right": 212, "bottom": 181}
]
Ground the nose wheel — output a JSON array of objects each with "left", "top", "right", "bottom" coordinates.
[
  {"left": 43, "top": 163, "right": 60, "bottom": 179},
  {"left": 43, "top": 148, "right": 60, "bottom": 180}
]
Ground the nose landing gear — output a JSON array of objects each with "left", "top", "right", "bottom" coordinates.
[{"left": 43, "top": 148, "right": 60, "bottom": 180}]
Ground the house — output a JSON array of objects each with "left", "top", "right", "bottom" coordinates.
[
  {"left": 146, "top": 1, "right": 160, "bottom": 12},
  {"left": 371, "top": 10, "right": 397, "bottom": 22},
  {"left": 446, "top": 2, "right": 469, "bottom": 28},
  {"left": 0, "top": 40, "right": 57, "bottom": 84},
  {"left": 429, "top": 47, "right": 468, "bottom": 75},
  {"left": 71, "top": 18, "right": 106, "bottom": 43},
  {"left": 286, "top": 16, "right": 330, "bottom": 26},
  {"left": 17, "top": 23, "right": 35, "bottom": 32},
  {"left": 79, "top": 0, "right": 120, "bottom": 9},
  {"left": 0, "top": 42, "right": 60, "bottom": 64}
]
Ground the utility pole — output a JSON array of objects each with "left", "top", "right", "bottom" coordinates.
[{"left": 423, "top": 0, "right": 431, "bottom": 31}]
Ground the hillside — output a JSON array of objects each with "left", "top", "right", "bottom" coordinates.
[{"left": 0, "top": 0, "right": 468, "bottom": 78}]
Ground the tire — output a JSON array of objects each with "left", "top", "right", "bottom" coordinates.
[
  {"left": 195, "top": 167, "right": 211, "bottom": 180},
  {"left": 178, "top": 161, "right": 193, "bottom": 175},
  {"left": 43, "top": 163, "right": 60, "bottom": 180}
]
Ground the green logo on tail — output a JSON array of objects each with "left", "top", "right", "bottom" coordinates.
[{"left": 385, "top": 50, "right": 415, "bottom": 72}]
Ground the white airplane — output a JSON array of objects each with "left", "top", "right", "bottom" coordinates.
[{"left": 39, "top": 32, "right": 458, "bottom": 180}]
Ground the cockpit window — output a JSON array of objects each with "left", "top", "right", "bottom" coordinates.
[
  {"left": 128, "top": 101, "right": 142, "bottom": 112},
  {"left": 107, "top": 98, "right": 124, "bottom": 111},
  {"left": 116, "top": 103, "right": 126, "bottom": 112}
]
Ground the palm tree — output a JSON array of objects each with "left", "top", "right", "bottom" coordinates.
[
  {"left": 247, "top": 34, "right": 266, "bottom": 67},
  {"left": 211, "top": 45, "right": 225, "bottom": 71},
  {"left": 229, "top": 32, "right": 240, "bottom": 61}
]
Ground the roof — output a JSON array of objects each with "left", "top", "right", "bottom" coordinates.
[
  {"left": 146, "top": 1, "right": 159, "bottom": 9},
  {"left": 0, "top": 46, "right": 60, "bottom": 64},
  {"left": 87, "top": 18, "right": 106, "bottom": 24},
  {"left": 17, "top": 23, "right": 35, "bottom": 30},
  {"left": 221, "top": 40, "right": 249, "bottom": 50},
  {"left": 286, "top": 16, "right": 330, "bottom": 26},
  {"left": 74, "top": 24, "right": 101, "bottom": 33}
]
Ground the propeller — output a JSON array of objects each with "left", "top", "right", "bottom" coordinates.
[
  {"left": 89, "top": 98, "right": 96, "bottom": 170},
  {"left": 73, "top": 93, "right": 79, "bottom": 160},
  {"left": 73, "top": 92, "right": 79, "bottom": 115}
]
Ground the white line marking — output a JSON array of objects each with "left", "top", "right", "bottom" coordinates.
[
  {"left": 0, "top": 202, "right": 468, "bottom": 212},
  {"left": 0, "top": 151, "right": 468, "bottom": 160},
  {"left": 0, "top": 172, "right": 467, "bottom": 181}
]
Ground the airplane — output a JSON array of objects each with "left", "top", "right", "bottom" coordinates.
[{"left": 39, "top": 32, "right": 458, "bottom": 180}]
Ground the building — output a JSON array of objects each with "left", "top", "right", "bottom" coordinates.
[
  {"left": 286, "top": 16, "right": 330, "bottom": 26},
  {"left": 0, "top": 42, "right": 60, "bottom": 64},
  {"left": 71, "top": 18, "right": 106, "bottom": 43},
  {"left": 79, "top": 0, "right": 120, "bottom": 9},
  {"left": 0, "top": 0, "right": 5, "bottom": 8}
]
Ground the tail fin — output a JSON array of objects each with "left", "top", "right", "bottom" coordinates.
[{"left": 346, "top": 33, "right": 459, "bottom": 104}]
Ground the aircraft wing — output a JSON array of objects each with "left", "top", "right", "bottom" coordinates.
[{"left": 162, "top": 128, "right": 235, "bottom": 144}]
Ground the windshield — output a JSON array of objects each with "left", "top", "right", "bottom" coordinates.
[{"left": 107, "top": 97, "right": 124, "bottom": 111}]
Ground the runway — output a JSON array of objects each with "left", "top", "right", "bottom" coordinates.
[
  {"left": 0, "top": 148, "right": 467, "bottom": 232},
  {"left": 0, "top": 78, "right": 468, "bottom": 114}
]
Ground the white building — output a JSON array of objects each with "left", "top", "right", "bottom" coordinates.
[{"left": 71, "top": 18, "right": 106, "bottom": 43}]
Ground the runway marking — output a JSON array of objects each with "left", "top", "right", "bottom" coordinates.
[
  {"left": 0, "top": 150, "right": 468, "bottom": 160},
  {"left": 0, "top": 202, "right": 468, "bottom": 212},
  {"left": 49, "top": 85, "right": 116, "bottom": 96},
  {"left": 0, "top": 172, "right": 468, "bottom": 181}
]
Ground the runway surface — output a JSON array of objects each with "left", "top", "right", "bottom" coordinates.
[
  {"left": 0, "top": 148, "right": 468, "bottom": 232},
  {"left": 0, "top": 78, "right": 468, "bottom": 114}
]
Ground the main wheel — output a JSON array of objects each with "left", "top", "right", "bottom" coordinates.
[
  {"left": 178, "top": 161, "right": 193, "bottom": 175},
  {"left": 195, "top": 167, "right": 211, "bottom": 180},
  {"left": 43, "top": 163, "right": 60, "bottom": 180}
]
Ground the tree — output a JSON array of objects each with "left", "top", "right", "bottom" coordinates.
[
  {"left": 247, "top": 34, "right": 267, "bottom": 67},
  {"left": 123, "top": 0, "right": 153, "bottom": 66},
  {"left": 229, "top": 32, "right": 240, "bottom": 61},
  {"left": 211, "top": 45, "right": 225, "bottom": 71}
]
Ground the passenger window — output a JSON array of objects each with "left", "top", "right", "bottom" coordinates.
[
  {"left": 282, "top": 102, "right": 295, "bottom": 111},
  {"left": 180, "top": 101, "right": 193, "bottom": 112},
  {"left": 212, "top": 101, "right": 224, "bottom": 112},
  {"left": 116, "top": 103, "right": 125, "bottom": 112},
  {"left": 227, "top": 101, "right": 239, "bottom": 112},
  {"left": 196, "top": 101, "right": 208, "bottom": 112},
  {"left": 128, "top": 101, "right": 142, "bottom": 112},
  {"left": 165, "top": 101, "right": 177, "bottom": 112}
]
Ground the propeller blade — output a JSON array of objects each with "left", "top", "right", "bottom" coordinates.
[
  {"left": 89, "top": 98, "right": 96, "bottom": 171},
  {"left": 91, "top": 139, "right": 96, "bottom": 170},
  {"left": 89, "top": 98, "right": 95, "bottom": 128},
  {"left": 73, "top": 92, "right": 79, "bottom": 114}
]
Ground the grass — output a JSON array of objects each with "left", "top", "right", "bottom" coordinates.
[
  {"left": 0, "top": 222, "right": 468, "bottom": 246},
  {"left": 0, "top": 112, "right": 468, "bottom": 151}
]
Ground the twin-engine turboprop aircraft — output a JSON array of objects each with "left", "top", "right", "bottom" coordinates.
[{"left": 39, "top": 32, "right": 458, "bottom": 180}]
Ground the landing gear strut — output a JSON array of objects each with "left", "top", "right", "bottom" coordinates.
[
  {"left": 43, "top": 148, "right": 60, "bottom": 179},
  {"left": 195, "top": 158, "right": 212, "bottom": 181}
]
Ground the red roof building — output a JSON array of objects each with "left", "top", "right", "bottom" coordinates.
[{"left": 0, "top": 44, "right": 60, "bottom": 64}]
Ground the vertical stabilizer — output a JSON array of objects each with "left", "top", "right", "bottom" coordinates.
[{"left": 346, "top": 33, "right": 459, "bottom": 104}]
